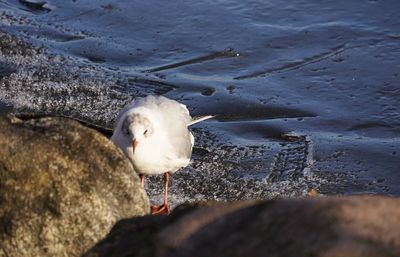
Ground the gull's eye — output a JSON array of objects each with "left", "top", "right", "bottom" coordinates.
[{"left": 143, "top": 129, "right": 148, "bottom": 135}]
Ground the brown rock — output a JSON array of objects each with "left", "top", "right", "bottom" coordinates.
[
  {"left": 84, "top": 196, "right": 400, "bottom": 257},
  {"left": 0, "top": 115, "right": 150, "bottom": 257}
]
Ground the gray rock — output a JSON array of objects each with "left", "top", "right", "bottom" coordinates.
[
  {"left": 0, "top": 115, "right": 150, "bottom": 257},
  {"left": 84, "top": 196, "right": 400, "bottom": 257}
]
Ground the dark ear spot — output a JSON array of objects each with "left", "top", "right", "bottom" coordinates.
[{"left": 121, "top": 118, "right": 130, "bottom": 136}]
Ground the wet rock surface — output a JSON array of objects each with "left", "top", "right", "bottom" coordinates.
[
  {"left": 0, "top": 115, "right": 150, "bottom": 257},
  {"left": 84, "top": 196, "right": 400, "bottom": 257}
]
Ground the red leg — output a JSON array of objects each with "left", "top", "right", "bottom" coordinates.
[
  {"left": 139, "top": 174, "right": 145, "bottom": 187},
  {"left": 151, "top": 172, "right": 170, "bottom": 215}
]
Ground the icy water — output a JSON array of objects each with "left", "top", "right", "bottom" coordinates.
[{"left": 1, "top": 0, "right": 400, "bottom": 207}]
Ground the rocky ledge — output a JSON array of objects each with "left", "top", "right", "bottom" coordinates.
[
  {"left": 1, "top": 114, "right": 399, "bottom": 257},
  {"left": 85, "top": 196, "right": 400, "bottom": 257},
  {"left": 0, "top": 115, "right": 149, "bottom": 257}
]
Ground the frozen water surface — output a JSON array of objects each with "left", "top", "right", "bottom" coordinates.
[{"left": 1, "top": 0, "right": 400, "bottom": 208}]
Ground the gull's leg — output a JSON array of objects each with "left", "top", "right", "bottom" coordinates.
[
  {"left": 151, "top": 172, "right": 170, "bottom": 215},
  {"left": 163, "top": 172, "right": 170, "bottom": 212},
  {"left": 139, "top": 174, "right": 145, "bottom": 187}
]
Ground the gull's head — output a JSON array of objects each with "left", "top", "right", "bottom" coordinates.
[{"left": 121, "top": 113, "right": 154, "bottom": 152}]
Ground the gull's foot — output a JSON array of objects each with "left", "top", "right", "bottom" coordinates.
[{"left": 151, "top": 204, "right": 170, "bottom": 215}]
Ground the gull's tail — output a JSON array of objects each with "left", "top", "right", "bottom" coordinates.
[{"left": 188, "top": 115, "right": 215, "bottom": 126}]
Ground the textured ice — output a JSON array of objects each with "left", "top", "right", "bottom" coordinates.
[
  {"left": 0, "top": 29, "right": 176, "bottom": 128},
  {"left": 0, "top": 29, "right": 388, "bottom": 206},
  {"left": 1, "top": 2, "right": 398, "bottom": 210},
  {"left": 146, "top": 128, "right": 328, "bottom": 209},
  {"left": 0, "top": 30, "right": 329, "bottom": 205}
]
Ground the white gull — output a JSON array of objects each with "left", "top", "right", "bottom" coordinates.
[{"left": 111, "top": 95, "right": 213, "bottom": 214}]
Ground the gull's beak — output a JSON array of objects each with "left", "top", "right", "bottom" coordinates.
[{"left": 132, "top": 139, "right": 139, "bottom": 151}]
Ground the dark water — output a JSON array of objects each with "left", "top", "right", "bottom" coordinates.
[{"left": 1, "top": 0, "right": 400, "bottom": 207}]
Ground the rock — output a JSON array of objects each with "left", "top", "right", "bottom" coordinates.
[
  {"left": 0, "top": 115, "right": 150, "bottom": 257},
  {"left": 84, "top": 196, "right": 400, "bottom": 257}
]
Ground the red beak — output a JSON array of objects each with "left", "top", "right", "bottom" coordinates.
[{"left": 132, "top": 139, "right": 139, "bottom": 150}]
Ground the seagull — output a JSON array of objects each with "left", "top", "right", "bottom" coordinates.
[{"left": 111, "top": 95, "right": 213, "bottom": 215}]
